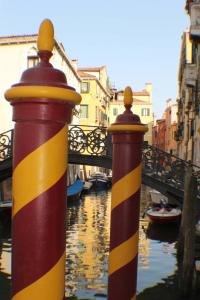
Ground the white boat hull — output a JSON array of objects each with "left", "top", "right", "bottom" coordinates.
[{"left": 146, "top": 207, "right": 181, "bottom": 223}]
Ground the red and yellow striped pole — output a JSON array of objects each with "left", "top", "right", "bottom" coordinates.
[
  {"left": 4, "top": 20, "right": 81, "bottom": 300},
  {"left": 107, "top": 87, "right": 148, "bottom": 300}
]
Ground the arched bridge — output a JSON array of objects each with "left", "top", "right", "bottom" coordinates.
[{"left": 1, "top": 126, "right": 200, "bottom": 204}]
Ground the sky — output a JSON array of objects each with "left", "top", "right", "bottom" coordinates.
[{"left": 0, "top": 0, "right": 189, "bottom": 117}]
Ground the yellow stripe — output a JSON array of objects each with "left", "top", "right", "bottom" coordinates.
[
  {"left": 109, "top": 231, "right": 139, "bottom": 275},
  {"left": 131, "top": 296, "right": 136, "bottom": 300},
  {"left": 12, "top": 252, "right": 65, "bottom": 300},
  {"left": 108, "top": 124, "right": 148, "bottom": 132},
  {"left": 13, "top": 125, "right": 68, "bottom": 216},
  {"left": 111, "top": 164, "right": 142, "bottom": 210},
  {"left": 5, "top": 85, "right": 81, "bottom": 105}
]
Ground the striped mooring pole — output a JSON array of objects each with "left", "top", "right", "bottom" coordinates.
[
  {"left": 107, "top": 87, "right": 148, "bottom": 300},
  {"left": 4, "top": 20, "right": 81, "bottom": 300}
]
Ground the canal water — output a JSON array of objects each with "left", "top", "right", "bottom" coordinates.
[{"left": 0, "top": 187, "right": 179, "bottom": 300}]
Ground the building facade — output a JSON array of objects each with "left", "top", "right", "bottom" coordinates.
[
  {"left": 176, "top": 29, "right": 194, "bottom": 161},
  {"left": 176, "top": 1, "right": 200, "bottom": 165},
  {"left": 152, "top": 99, "right": 178, "bottom": 154},
  {"left": 152, "top": 119, "right": 166, "bottom": 151},
  {"left": 77, "top": 66, "right": 111, "bottom": 178},
  {"left": 0, "top": 35, "right": 81, "bottom": 133},
  {"left": 109, "top": 83, "right": 153, "bottom": 144},
  {"left": 165, "top": 99, "right": 178, "bottom": 154},
  {"left": 78, "top": 66, "right": 111, "bottom": 127}
]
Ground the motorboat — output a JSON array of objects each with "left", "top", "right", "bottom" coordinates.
[
  {"left": 88, "top": 172, "right": 110, "bottom": 189},
  {"left": 146, "top": 202, "right": 181, "bottom": 224}
]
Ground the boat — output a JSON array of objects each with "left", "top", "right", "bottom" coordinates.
[
  {"left": 88, "top": 172, "right": 110, "bottom": 189},
  {"left": 82, "top": 181, "right": 93, "bottom": 193},
  {"left": 0, "top": 201, "right": 12, "bottom": 209},
  {"left": 67, "top": 179, "right": 84, "bottom": 202},
  {"left": 146, "top": 202, "right": 181, "bottom": 224}
]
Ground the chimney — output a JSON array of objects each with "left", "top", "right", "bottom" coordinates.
[
  {"left": 145, "top": 83, "right": 152, "bottom": 101},
  {"left": 71, "top": 59, "right": 78, "bottom": 70},
  {"left": 166, "top": 98, "right": 172, "bottom": 107}
]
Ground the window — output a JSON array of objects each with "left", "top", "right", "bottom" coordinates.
[
  {"left": 113, "top": 107, "right": 118, "bottom": 116},
  {"left": 80, "top": 105, "right": 88, "bottom": 118},
  {"left": 27, "top": 55, "right": 39, "bottom": 68},
  {"left": 27, "top": 46, "right": 39, "bottom": 68},
  {"left": 81, "top": 82, "right": 90, "bottom": 93},
  {"left": 141, "top": 108, "right": 150, "bottom": 116}
]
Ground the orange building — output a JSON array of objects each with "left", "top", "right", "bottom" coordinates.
[
  {"left": 153, "top": 99, "right": 178, "bottom": 154},
  {"left": 165, "top": 99, "right": 178, "bottom": 155},
  {"left": 152, "top": 119, "right": 166, "bottom": 151}
]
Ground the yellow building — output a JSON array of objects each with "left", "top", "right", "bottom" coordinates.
[
  {"left": 78, "top": 66, "right": 111, "bottom": 127},
  {"left": 109, "top": 83, "right": 153, "bottom": 144},
  {"left": 77, "top": 66, "right": 111, "bottom": 177}
]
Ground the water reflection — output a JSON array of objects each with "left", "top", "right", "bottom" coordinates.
[
  {"left": 0, "top": 188, "right": 179, "bottom": 300},
  {"left": 137, "top": 220, "right": 178, "bottom": 294},
  {"left": 65, "top": 190, "right": 110, "bottom": 299}
]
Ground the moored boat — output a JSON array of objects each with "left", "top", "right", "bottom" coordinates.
[
  {"left": 146, "top": 206, "right": 181, "bottom": 224},
  {"left": 88, "top": 172, "right": 110, "bottom": 189},
  {"left": 82, "top": 181, "right": 93, "bottom": 193},
  {"left": 67, "top": 179, "right": 84, "bottom": 202}
]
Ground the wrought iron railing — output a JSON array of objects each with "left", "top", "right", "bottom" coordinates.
[
  {"left": 142, "top": 143, "right": 200, "bottom": 193},
  {"left": 0, "top": 129, "right": 13, "bottom": 161},
  {"left": 68, "top": 125, "right": 112, "bottom": 157},
  {"left": 1, "top": 126, "right": 200, "bottom": 196}
]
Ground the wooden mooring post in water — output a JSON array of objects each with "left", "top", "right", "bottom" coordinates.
[{"left": 178, "top": 164, "right": 198, "bottom": 296}]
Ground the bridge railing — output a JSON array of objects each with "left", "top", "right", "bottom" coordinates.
[
  {"left": 68, "top": 125, "right": 112, "bottom": 157},
  {"left": 0, "top": 129, "right": 13, "bottom": 161},
  {"left": 142, "top": 142, "right": 200, "bottom": 194}
]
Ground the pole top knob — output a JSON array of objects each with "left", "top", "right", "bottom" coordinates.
[
  {"left": 124, "top": 86, "right": 133, "bottom": 107},
  {"left": 37, "top": 19, "right": 54, "bottom": 52}
]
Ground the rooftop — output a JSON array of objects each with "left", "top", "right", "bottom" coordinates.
[
  {"left": 0, "top": 34, "right": 37, "bottom": 45},
  {"left": 78, "top": 66, "right": 105, "bottom": 72},
  {"left": 77, "top": 71, "right": 96, "bottom": 79}
]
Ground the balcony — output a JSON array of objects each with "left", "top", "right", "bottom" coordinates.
[
  {"left": 185, "top": 64, "right": 197, "bottom": 87},
  {"left": 190, "top": 3, "right": 200, "bottom": 38}
]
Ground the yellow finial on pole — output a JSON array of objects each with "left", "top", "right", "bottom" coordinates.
[
  {"left": 37, "top": 19, "right": 54, "bottom": 52},
  {"left": 124, "top": 86, "right": 133, "bottom": 106}
]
